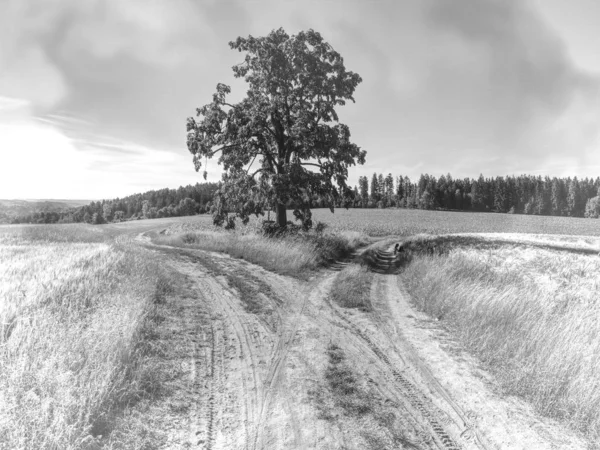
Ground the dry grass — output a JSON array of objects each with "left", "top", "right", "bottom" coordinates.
[
  {"left": 154, "top": 228, "right": 368, "bottom": 277},
  {"left": 324, "top": 343, "right": 373, "bottom": 417},
  {"left": 0, "top": 225, "right": 170, "bottom": 450},
  {"left": 310, "top": 343, "right": 415, "bottom": 449},
  {"left": 330, "top": 265, "right": 373, "bottom": 311},
  {"left": 402, "top": 239, "right": 600, "bottom": 443}
]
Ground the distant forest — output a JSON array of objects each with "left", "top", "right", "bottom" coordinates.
[
  {"left": 8, "top": 183, "right": 219, "bottom": 224},
  {"left": 6, "top": 173, "right": 600, "bottom": 225},
  {"left": 350, "top": 173, "right": 600, "bottom": 218}
]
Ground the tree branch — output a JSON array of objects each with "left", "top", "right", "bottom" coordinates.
[
  {"left": 250, "top": 168, "right": 268, "bottom": 178},
  {"left": 263, "top": 124, "right": 278, "bottom": 139},
  {"left": 300, "top": 162, "right": 323, "bottom": 169},
  {"left": 246, "top": 153, "right": 258, "bottom": 175}
]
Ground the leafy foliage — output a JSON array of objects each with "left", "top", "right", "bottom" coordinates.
[{"left": 187, "top": 28, "right": 366, "bottom": 229}]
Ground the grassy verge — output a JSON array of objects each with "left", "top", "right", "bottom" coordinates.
[
  {"left": 154, "top": 228, "right": 368, "bottom": 277},
  {"left": 402, "top": 241, "right": 600, "bottom": 443},
  {"left": 330, "top": 265, "right": 373, "bottom": 311},
  {"left": 311, "top": 343, "right": 418, "bottom": 449},
  {"left": 0, "top": 226, "right": 173, "bottom": 449},
  {"left": 323, "top": 343, "right": 373, "bottom": 417}
]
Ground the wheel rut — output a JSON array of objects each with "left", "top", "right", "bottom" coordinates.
[
  {"left": 133, "top": 231, "right": 588, "bottom": 450},
  {"left": 324, "top": 283, "right": 463, "bottom": 449}
]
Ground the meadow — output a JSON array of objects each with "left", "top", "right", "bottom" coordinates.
[
  {"left": 2, "top": 208, "right": 599, "bottom": 447},
  {"left": 0, "top": 224, "right": 171, "bottom": 450},
  {"left": 122, "top": 206, "right": 600, "bottom": 238},
  {"left": 401, "top": 235, "right": 600, "bottom": 443},
  {"left": 311, "top": 207, "right": 600, "bottom": 236}
]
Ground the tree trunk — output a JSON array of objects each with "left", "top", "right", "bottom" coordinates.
[{"left": 276, "top": 202, "right": 287, "bottom": 228}]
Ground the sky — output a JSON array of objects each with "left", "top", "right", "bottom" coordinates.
[{"left": 0, "top": 0, "right": 599, "bottom": 200}]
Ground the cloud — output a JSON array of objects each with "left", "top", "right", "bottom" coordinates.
[
  {"left": 0, "top": 2, "right": 67, "bottom": 109},
  {"left": 0, "top": 98, "right": 210, "bottom": 199},
  {"left": 61, "top": 0, "right": 214, "bottom": 67},
  {"left": 0, "top": 116, "right": 210, "bottom": 200},
  {"left": 2, "top": 0, "right": 599, "bottom": 201},
  {"left": 324, "top": 0, "right": 600, "bottom": 179},
  {"left": 0, "top": 0, "right": 240, "bottom": 144}
]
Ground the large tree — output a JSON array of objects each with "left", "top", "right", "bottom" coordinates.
[{"left": 186, "top": 28, "right": 366, "bottom": 229}]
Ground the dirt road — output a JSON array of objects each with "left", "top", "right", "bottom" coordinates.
[{"left": 136, "top": 236, "right": 588, "bottom": 450}]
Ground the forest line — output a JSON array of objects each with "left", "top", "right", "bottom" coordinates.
[{"left": 6, "top": 173, "right": 600, "bottom": 224}]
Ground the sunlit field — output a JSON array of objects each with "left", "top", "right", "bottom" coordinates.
[
  {"left": 402, "top": 235, "right": 600, "bottom": 442},
  {"left": 154, "top": 226, "right": 368, "bottom": 276},
  {"left": 0, "top": 225, "right": 170, "bottom": 449},
  {"left": 3, "top": 209, "right": 600, "bottom": 447},
  {"left": 111, "top": 207, "right": 600, "bottom": 239},
  {"left": 312, "top": 208, "right": 600, "bottom": 236}
]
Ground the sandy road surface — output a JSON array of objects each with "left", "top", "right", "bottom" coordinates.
[{"left": 134, "top": 233, "right": 588, "bottom": 450}]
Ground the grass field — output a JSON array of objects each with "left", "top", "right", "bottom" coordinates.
[
  {"left": 3, "top": 209, "right": 600, "bottom": 447},
  {"left": 105, "top": 206, "right": 600, "bottom": 238},
  {"left": 401, "top": 235, "right": 600, "bottom": 442},
  {"left": 312, "top": 208, "right": 600, "bottom": 236},
  {"left": 0, "top": 225, "right": 171, "bottom": 450}
]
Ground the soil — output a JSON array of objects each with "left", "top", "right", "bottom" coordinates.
[{"left": 128, "top": 232, "right": 589, "bottom": 450}]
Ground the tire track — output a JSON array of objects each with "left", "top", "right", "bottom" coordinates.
[
  {"left": 372, "top": 245, "right": 491, "bottom": 450},
  {"left": 325, "top": 265, "right": 462, "bottom": 449},
  {"left": 201, "top": 271, "right": 266, "bottom": 450},
  {"left": 128, "top": 230, "right": 588, "bottom": 450},
  {"left": 251, "top": 274, "right": 329, "bottom": 450},
  {"left": 166, "top": 253, "right": 270, "bottom": 450},
  {"left": 205, "top": 322, "right": 219, "bottom": 450}
]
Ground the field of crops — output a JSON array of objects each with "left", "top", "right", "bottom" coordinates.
[
  {"left": 311, "top": 208, "right": 600, "bottom": 237},
  {"left": 85, "top": 207, "right": 600, "bottom": 239},
  {"left": 0, "top": 224, "right": 167, "bottom": 449}
]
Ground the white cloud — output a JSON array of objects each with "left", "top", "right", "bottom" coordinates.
[
  {"left": 0, "top": 0, "right": 67, "bottom": 109},
  {"left": 0, "top": 99, "right": 211, "bottom": 199},
  {"left": 62, "top": 0, "right": 214, "bottom": 67}
]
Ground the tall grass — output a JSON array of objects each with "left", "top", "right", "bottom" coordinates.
[
  {"left": 154, "top": 228, "right": 368, "bottom": 276},
  {"left": 0, "top": 226, "right": 168, "bottom": 449},
  {"left": 330, "top": 265, "right": 373, "bottom": 311},
  {"left": 402, "top": 245, "right": 600, "bottom": 442}
]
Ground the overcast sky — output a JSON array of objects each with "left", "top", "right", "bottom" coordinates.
[{"left": 1, "top": 0, "right": 599, "bottom": 200}]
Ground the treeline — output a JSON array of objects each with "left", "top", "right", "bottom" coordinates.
[
  {"left": 10, "top": 174, "right": 600, "bottom": 225},
  {"left": 10, "top": 183, "right": 219, "bottom": 224},
  {"left": 349, "top": 173, "right": 600, "bottom": 218}
]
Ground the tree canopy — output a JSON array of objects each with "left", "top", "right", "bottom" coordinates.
[{"left": 186, "top": 28, "right": 366, "bottom": 229}]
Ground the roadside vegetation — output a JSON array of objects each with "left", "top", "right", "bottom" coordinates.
[
  {"left": 322, "top": 344, "right": 372, "bottom": 418},
  {"left": 401, "top": 236, "right": 600, "bottom": 443},
  {"left": 0, "top": 225, "right": 173, "bottom": 449},
  {"left": 330, "top": 265, "right": 373, "bottom": 311},
  {"left": 311, "top": 343, "right": 418, "bottom": 449},
  {"left": 154, "top": 226, "right": 369, "bottom": 277}
]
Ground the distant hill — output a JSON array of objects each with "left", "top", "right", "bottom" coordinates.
[
  {"left": 2, "top": 182, "right": 220, "bottom": 224},
  {"left": 0, "top": 199, "right": 93, "bottom": 223}
]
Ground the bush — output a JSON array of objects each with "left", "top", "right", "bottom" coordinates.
[{"left": 314, "top": 221, "right": 328, "bottom": 234}]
